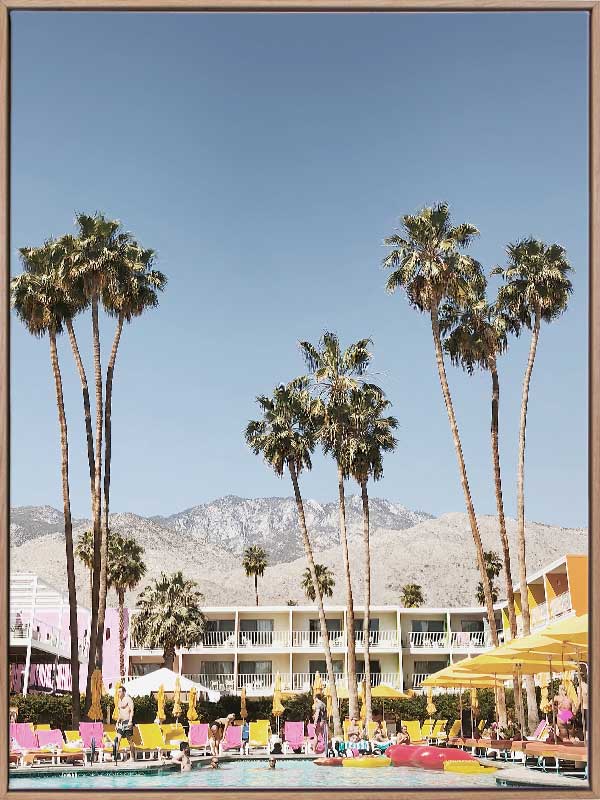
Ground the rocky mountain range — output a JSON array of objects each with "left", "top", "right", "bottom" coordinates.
[{"left": 10, "top": 497, "right": 587, "bottom": 608}]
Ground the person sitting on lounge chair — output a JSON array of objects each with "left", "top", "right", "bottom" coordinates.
[
  {"left": 347, "top": 717, "right": 362, "bottom": 739},
  {"left": 396, "top": 725, "right": 411, "bottom": 745}
]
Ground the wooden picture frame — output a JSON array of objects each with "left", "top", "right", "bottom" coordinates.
[{"left": 0, "top": 2, "right": 598, "bottom": 798}]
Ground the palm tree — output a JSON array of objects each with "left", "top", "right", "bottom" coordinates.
[
  {"left": 302, "top": 564, "right": 335, "bottom": 601},
  {"left": 382, "top": 203, "right": 500, "bottom": 651},
  {"left": 242, "top": 546, "right": 268, "bottom": 606},
  {"left": 98, "top": 247, "right": 166, "bottom": 660},
  {"left": 69, "top": 212, "right": 136, "bottom": 693},
  {"left": 439, "top": 291, "right": 520, "bottom": 639},
  {"left": 401, "top": 584, "right": 424, "bottom": 608},
  {"left": 75, "top": 529, "right": 96, "bottom": 602},
  {"left": 131, "top": 572, "right": 206, "bottom": 670},
  {"left": 11, "top": 249, "right": 81, "bottom": 725},
  {"left": 111, "top": 533, "right": 146, "bottom": 678},
  {"left": 245, "top": 379, "right": 342, "bottom": 735},
  {"left": 475, "top": 551, "right": 502, "bottom": 605},
  {"left": 344, "top": 385, "right": 398, "bottom": 723},
  {"left": 299, "top": 332, "right": 373, "bottom": 719},
  {"left": 493, "top": 238, "right": 573, "bottom": 731}
]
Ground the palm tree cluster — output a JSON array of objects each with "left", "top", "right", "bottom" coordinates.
[
  {"left": 383, "top": 202, "right": 573, "bottom": 731},
  {"left": 11, "top": 213, "right": 166, "bottom": 725},
  {"left": 75, "top": 529, "right": 147, "bottom": 678},
  {"left": 246, "top": 340, "right": 398, "bottom": 731}
]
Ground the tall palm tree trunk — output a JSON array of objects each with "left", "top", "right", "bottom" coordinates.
[
  {"left": 163, "top": 645, "right": 176, "bottom": 671},
  {"left": 360, "top": 480, "right": 373, "bottom": 723},
  {"left": 97, "top": 315, "right": 124, "bottom": 664},
  {"left": 49, "top": 331, "right": 81, "bottom": 726},
  {"left": 254, "top": 575, "right": 259, "bottom": 606},
  {"left": 117, "top": 589, "right": 126, "bottom": 679},
  {"left": 517, "top": 312, "right": 542, "bottom": 732},
  {"left": 490, "top": 359, "right": 520, "bottom": 728},
  {"left": 430, "top": 307, "right": 499, "bottom": 645},
  {"left": 65, "top": 319, "right": 95, "bottom": 495},
  {"left": 337, "top": 465, "right": 359, "bottom": 719},
  {"left": 289, "top": 462, "right": 342, "bottom": 736},
  {"left": 86, "top": 296, "right": 104, "bottom": 701}
]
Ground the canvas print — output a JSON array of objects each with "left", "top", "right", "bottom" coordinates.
[{"left": 8, "top": 9, "right": 589, "bottom": 792}]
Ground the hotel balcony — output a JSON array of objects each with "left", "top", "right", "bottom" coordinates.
[
  {"left": 549, "top": 591, "right": 572, "bottom": 619},
  {"left": 10, "top": 616, "right": 89, "bottom": 662},
  {"left": 183, "top": 671, "right": 404, "bottom": 695}
]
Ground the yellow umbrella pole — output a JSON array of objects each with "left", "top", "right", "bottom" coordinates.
[{"left": 459, "top": 688, "right": 463, "bottom": 738}]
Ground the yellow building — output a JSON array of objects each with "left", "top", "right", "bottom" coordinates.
[{"left": 500, "top": 554, "right": 587, "bottom": 639}]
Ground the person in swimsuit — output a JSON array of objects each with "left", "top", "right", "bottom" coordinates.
[
  {"left": 180, "top": 743, "right": 192, "bottom": 772},
  {"left": 312, "top": 696, "right": 327, "bottom": 753},
  {"left": 209, "top": 756, "right": 220, "bottom": 769},
  {"left": 268, "top": 757, "right": 277, "bottom": 769},
  {"left": 113, "top": 686, "right": 135, "bottom": 762},
  {"left": 396, "top": 725, "right": 411, "bottom": 745},
  {"left": 209, "top": 714, "right": 235, "bottom": 755},
  {"left": 554, "top": 684, "right": 574, "bottom": 739},
  {"left": 347, "top": 717, "right": 362, "bottom": 739}
]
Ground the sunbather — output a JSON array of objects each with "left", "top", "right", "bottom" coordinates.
[
  {"left": 396, "top": 725, "right": 411, "bottom": 745},
  {"left": 554, "top": 685, "right": 574, "bottom": 739}
]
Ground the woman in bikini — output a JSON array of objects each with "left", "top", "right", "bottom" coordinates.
[
  {"left": 209, "top": 714, "right": 235, "bottom": 755},
  {"left": 554, "top": 684, "right": 575, "bottom": 739}
]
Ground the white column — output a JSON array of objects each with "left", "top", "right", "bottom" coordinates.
[
  {"left": 234, "top": 610, "right": 239, "bottom": 693},
  {"left": 288, "top": 608, "right": 293, "bottom": 688},
  {"left": 397, "top": 608, "right": 403, "bottom": 691},
  {"left": 23, "top": 577, "right": 38, "bottom": 696}
]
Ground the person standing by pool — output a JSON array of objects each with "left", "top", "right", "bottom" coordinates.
[
  {"left": 312, "top": 695, "right": 327, "bottom": 753},
  {"left": 113, "top": 685, "right": 135, "bottom": 762},
  {"left": 209, "top": 714, "right": 235, "bottom": 755},
  {"left": 554, "top": 684, "right": 574, "bottom": 739}
]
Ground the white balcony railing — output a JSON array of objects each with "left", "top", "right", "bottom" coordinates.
[
  {"left": 412, "top": 672, "right": 431, "bottom": 688},
  {"left": 184, "top": 673, "right": 237, "bottom": 692},
  {"left": 202, "top": 631, "right": 237, "bottom": 648},
  {"left": 291, "top": 631, "right": 345, "bottom": 648},
  {"left": 530, "top": 602, "right": 549, "bottom": 630},
  {"left": 449, "top": 630, "right": 492, "bottom": 649},
  {"left": 550, "top": 592, "right": 572, "bottom": 619},
  {"left": 407, "top": 631, "right": 448, "bottom": 649},
  {"left": 237, "top": 673, "right": 275, "bottom": 691},
  {"left": 238, "top": 630, "right": 290, "bottom": 648},
  {"left": 354, "top": 630, "right": 398, "bottom": 649}
]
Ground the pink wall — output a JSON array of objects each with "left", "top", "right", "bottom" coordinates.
[{"left": 9, "top": 606, "right": 127, "bottom": 695}]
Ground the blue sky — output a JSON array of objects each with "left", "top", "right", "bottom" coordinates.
[{"left": 10, "top": 11, "right": 588, "bottom": 527}]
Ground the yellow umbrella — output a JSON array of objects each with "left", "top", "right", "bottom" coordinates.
[
  {"left": 470, "top": 687, "right": 479, "bottom": 713},
  {"left": 112, "top": 680, "right": 122, "bottom": 722},
  {"left": 312, "top": 671, "right": 323, "bottom": 698},
  {"left": 272, "top": 672, "right": 285, "bottom": 719},
  {"left": 543, "top": 613, "right": 588, "bottom": 646},
  {"left": 359, "top": 681, "right": 367, "bottom": 724},
  {"left": 156, "top": 684, "right": 166, "bottom": 723},
  {"left": 173, "top": 676, "right": 182, "bottom": 719},
  {"left": 335, "top": 684, "right": 349, "bottom": 700},
  {"left": 426, "top": 687, "right": 436, "bottom": 717},
  {"left": 539, "top": 673, "right": 552, "bottom": 714},
  {"left": 240, "top": 687, "right": 248, "bottom": 720},
  {"left": 87, "top": 668, "right": 104, "bottom": 721},
  {"left": 187, "top": 687, "right": 198, "bottom": 722},
  {"left": 370, "top": 684, "right": 410, "bottom": 699}
]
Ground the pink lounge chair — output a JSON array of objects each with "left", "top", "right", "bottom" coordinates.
[
  {"left": 220, "top": 724, "right": 244, "bottom": 754},
  {"left": 188, "top": 723, "right": 210, "bottom": 755},
  {"left": 10, "top": 723, "right": 38, "bottom": 750},
  {"left": 36, "top": 729, "right": 65, "bottom": 748},
  {"left": 283, "top": 722, "right": 306, "bottom": 754}
]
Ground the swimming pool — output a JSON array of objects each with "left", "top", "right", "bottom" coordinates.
[{"left": 10, "top": 759, "right": 506, "bottom": 791}]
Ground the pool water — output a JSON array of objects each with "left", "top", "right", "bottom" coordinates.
[{"left": 10, "top": 759, "right": 504, "bottom": 791}]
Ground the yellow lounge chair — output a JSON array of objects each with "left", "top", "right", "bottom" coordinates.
[
  {"left": 103, "top": 725, "right": 131, "bottom": 759},
  {"left": 430, "top": 719, "right": 448, "bottom": 742},
  {"left": 401, "top": 720, "right": 425, "bottom": 744},
  {"left": 343, "top": 719, "right": 367, "bottom": 742},
  {"left": 161, "top": 723, "right": 187, "bottom": 747},
  {"left": 132, "top": 724, "right": 170, "bottom": 761},
  {"left": 247, "top": 720, "right": 271, "bottom": 754},
  {"left": 64, "top": 730, "right": 83, "bottom": 744},
  {"left": 34, "top": 724, "right": 51, "bottom": 731},
  {"left": 421, "top": 719, "right": 435, "bottom": 739},
  {"left": 444, "top": 720, "right": 462, "bottom": 740}
]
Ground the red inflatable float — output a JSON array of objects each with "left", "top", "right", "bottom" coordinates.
[
  {"left": 314, "top": 757, "right": 343, "bottom": 767},
  {"left": 387, "top": 744, "right": 476, "bottom": 770}
]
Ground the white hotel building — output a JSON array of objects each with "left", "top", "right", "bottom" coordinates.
[{"left": 10, "top": 553, "right": 585, "bottom": 696}]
